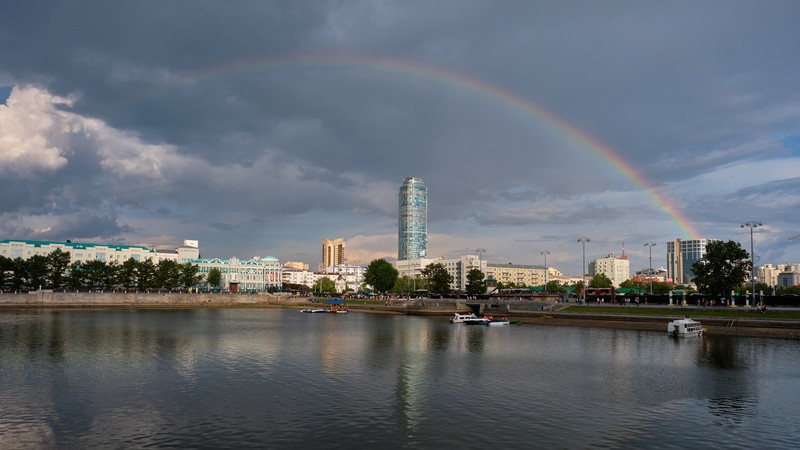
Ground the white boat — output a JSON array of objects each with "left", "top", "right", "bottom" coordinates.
[
  {"left": 450, "top": 313, "right": 479, "bottom": 323},
  {"left": 300, "top": 308, "right": 327, "bottom": 313},
  {"left": 667, "top": 317, "right": 704, "bottom": 337}
]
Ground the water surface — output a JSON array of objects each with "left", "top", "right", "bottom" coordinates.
[{"left": 1, "top": 308, "right": 798, "bottom": 448}]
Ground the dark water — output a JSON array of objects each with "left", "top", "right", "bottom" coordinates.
[{"left": 1, "top": 308, "right": 798, "bottom": 449}]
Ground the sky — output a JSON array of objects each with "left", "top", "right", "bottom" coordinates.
[{"left": 1, "top": 1, "right": 799, "bottom": 276}]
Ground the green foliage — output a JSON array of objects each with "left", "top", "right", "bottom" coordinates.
[
  {"left": 206, "top": 267, "right": 222, "bottom": 288},
  {"left": 545, "top": 280, "right": 565, "bottom": 293},
  {"left": 651, "top": 281, "right": 673, "bottom": 295},
  {"left": 136, "top": 259, "right": 156, "bottom": 291},
  {"left": 588, "top": 273, "right": 613, "bottom": 288},
  {"left": 313, "top": 277, "right": 336, "bottom": 294},
  {"left": 619, "top": 279, "right": 644, "bottom": 290},
  {"left": 391, "top": 275, "right": 416, "bottom": 294},
  {"left": 47, "top": 248, "right": 71, "bottom": 289},
  {"left": 180, "top": 263, "right": 203, "bottom": 290},
  {"left": 777, "top": 285, "right": 800, "bottom": 295},
  {"left": 465, "top": 269, "right": 486, "bottom": 296},
  {"left": 0, "top": 255, "right": 13, "bottom": 291},
  {"left": 118, "top": 258, "right": 139, "bottom": 290},
  {"left": 691, "top": 240, "right": 750, "bottom": 297},
  {"left": 421, "top": 263, "right": 453, "bottom": 296},
  {"left": 363, "top": 259, "right": 399, "bottom": 293}
]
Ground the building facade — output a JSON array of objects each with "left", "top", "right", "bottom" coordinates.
[
  {"left": 485, "top": 263, "right": 546, "bottom": 289},
  {"left": 398, "top": 177, "right": 427, "bottom": 261},
  {"left": 321, "top": 237, "right": 345, "bottom": 269},
  {"left": 667, "top": 238, "right": 719, "bottom": 285},
  {"left": 0, "top": 239, "right": 199, "bottom": 264},
  {"left": 283, "top": 261, "right": 310, "bottom": 271},
  {"left": 395, "top": 255, "right": 486, "bottom": 293},
  {"left": 193, "top": 256, "right": 282, "bottom": 292},
  {"left": 588, "top": 254, "right": 630, "bottom": 287}
]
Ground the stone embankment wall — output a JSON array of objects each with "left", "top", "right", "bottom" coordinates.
[{"left": 0, "top": 291, "right": 297, "bottom": 307}]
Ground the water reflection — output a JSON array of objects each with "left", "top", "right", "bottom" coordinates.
[
  {"left": 1, "top": 309, "right": 798, "bottom": 449},
  {"left": 698, "top": 336, "right": 747, "bottom": 370}
]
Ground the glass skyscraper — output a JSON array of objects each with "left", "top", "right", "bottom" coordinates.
[
  {"left": 667, "top": 238, "right": 719, "bottom": 285},
  {"left": 398, "top": 177, "right": 427, "bottom": 260}
]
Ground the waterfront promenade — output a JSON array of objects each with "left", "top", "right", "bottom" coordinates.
[{"left": 1, "top": 291, "right": 798, "bottom": 339}]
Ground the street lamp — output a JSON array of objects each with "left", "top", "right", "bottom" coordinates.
[
  {"left": 577, "top": 238, "right": 590, "bottom": 302},
  {"left": 644, "top": 242, "right": 657, "bottom": 295},
  {"left": 541, "top": 251, "right": 550, "bottom": 292},
  {"left": 741, "top": 221, "right": 762, "bottom": 305}
]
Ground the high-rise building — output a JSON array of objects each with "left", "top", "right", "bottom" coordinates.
[
  {"left": 322, "top": 237, "right": 345, "bottom": 268},
  {"left": 667, "top": 238, "right": 719, "bottom": 285},
  {"left": 398, "top": 177, "right": 427, "bottom": 260}
]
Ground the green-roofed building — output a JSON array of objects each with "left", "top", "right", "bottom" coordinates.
[{"left": 0, "top": 238, "right": 199, "bottom": 265}]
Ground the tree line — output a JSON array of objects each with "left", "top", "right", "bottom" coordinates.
[
  {"left": 0, "top": 248, "right": 203, "bottom": 292},
  {"left": 356, "top": 240, "right": 799, "bottom": 299}
]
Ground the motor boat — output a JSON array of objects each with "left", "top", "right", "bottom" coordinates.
[
  {"left": 300, "top": 308, "right": 327, "bottom": 313},
  {"left": 450, "top": 313, "right": 479, "bottom": 323},
  {"left": 667, "top": 317, "right": 704, "bottom": 337}
]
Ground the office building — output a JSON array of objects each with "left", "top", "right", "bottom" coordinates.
[
  {"left": 667, "top": 238, "right": 719, "bottom": 285},
  {"left": 398, "top": 177, "right": 427, "bottom": 260}
]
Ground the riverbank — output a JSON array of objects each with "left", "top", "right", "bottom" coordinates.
[{"left": 2, "top": 292, "right": 799, "bottom": 339}]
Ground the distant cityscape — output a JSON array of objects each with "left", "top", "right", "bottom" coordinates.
[{"left": 1, "top": 177, "right": 798, "bottom": 293}]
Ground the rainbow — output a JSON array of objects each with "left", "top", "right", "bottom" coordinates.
[{"left": 112, "top": 53, "right": 701, "bottom": 239}]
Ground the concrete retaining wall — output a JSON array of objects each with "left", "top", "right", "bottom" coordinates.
[{"left": 0, "top": 291, "right": 294, "bottom": 307}]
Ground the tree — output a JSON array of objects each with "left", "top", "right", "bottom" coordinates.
[
  {"left": 465, "top": 269, "right": 486, "bottom": 296},
  {"left": 118, "top": 258, "right": 139, "bottom": 290},
  {"left": 421, "top": 263, "right": 453, "bottom": 297},
  {"left": 47, "top": 248, "right": 71, "bottom": 290},
  {"left": 137, "top": 259, "right": 157, "bottom": 291},
  {"left": 391, "top": 275, "right": 415, "bottom": 294},
  {"left": 363, "top": 259, "right": 398, "bottom": 293},
  {"left": 26, "top": 255, "right": 49, "bottom": 290},
  {"left": 313, "top": 277, "right": 336, "bottom": 294},
  {"left": 545, "top": 280, "right": 565, "bottom": 293},
  {"left": 0, "top": 255, "right": 13, "bottom": 291},
  {"left": 619, "top": 279, "right": 644, "bottom": 290},
  {"left": 588, "top": 273, "right": 613, "bottom": 288},
  {"left": 180, "top": 263, "right": 202, "bottom": 290},
  {"left": 691, "top": 240, "right": 750, "bottom": 297},
  {"left": 155, "top": 260, "right": 182, "bottom": 291},
  {"left": 207, "top": 267, "right": 222, "bottom": 289}
]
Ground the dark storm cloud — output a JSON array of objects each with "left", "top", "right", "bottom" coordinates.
[{"left": 1, "top": 1, "right": 799, "bottom": 266}]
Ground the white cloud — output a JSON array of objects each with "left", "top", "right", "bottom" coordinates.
[{"left": 0, "top": 86, "right": 71, "bottom": 174}]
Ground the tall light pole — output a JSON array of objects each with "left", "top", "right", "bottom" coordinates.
[
  {"left": 741, "top": 221, "right": 762, "bottom": 304},
  {"left": 644, "top": 242, "right": 657, "bottom": 295},
  {"left": 541, "top": 251, "right": 550, "bottom": 292},
  {"left": 577, "top": 238, "right": 590, "bottom": 301}
]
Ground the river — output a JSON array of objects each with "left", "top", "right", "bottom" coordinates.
[{"left": 1, "top": 308, "right": 798, "bottom": 449}]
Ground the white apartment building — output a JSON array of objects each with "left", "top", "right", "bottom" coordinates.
[
  {"left": 485, "top": 263, "right": 546, "bottom": 288},
  {"left": 0, "top": 239, "right": 199, "bottom": 264},
  {"left": 395, "top": 255, "right": 487, "bottom": 292},
  {"left": 588, "top": 254, "right": 630, "bottom": 287}
]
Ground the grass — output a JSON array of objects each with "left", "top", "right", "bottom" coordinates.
[{"left": 563, "top": 306, "right": 800, "bottom": 320}]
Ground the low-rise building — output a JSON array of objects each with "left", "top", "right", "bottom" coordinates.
[
  {"left": 485, "top": 262, "right": 546, "bottom": 288},
  {"left": 193, "top": 256, "right": 281, "bottom": 292},
  {"left": 0, "top": 239, "right": 199, "bottom": 264}
]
